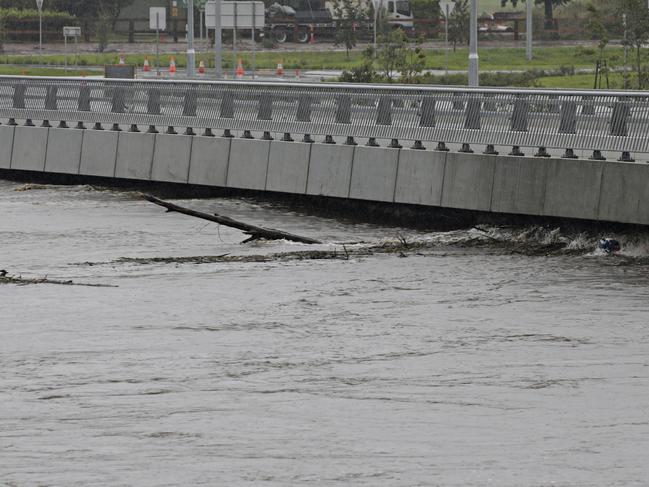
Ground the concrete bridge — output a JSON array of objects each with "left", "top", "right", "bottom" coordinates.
[{"left": 1, "top": 75, "right": 648, "bottom": 225}]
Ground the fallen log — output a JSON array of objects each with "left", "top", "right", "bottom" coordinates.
[
  {"left": 0, "top": 272, "right": 117, "bottom": 287},
  {"left": 141, "top": 194, "right": 322, "bottom": 245}
]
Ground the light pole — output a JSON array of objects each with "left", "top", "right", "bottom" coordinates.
[
  {"left": 526, "top": 0, "right": 532, "bottom": 60},
  {"left": 36, "top": 0, "right": 44, "bottom": 57},
  {"left": 214, "top": 0, "right": 222, "bottom": 78},
  {"left": 373, "top": 0, "right": 381, "bottom": 56},
  {"left": 187, "top": 0, "right": 196, "bottom": 77},
  {"left": 468, "top": 0, "right": 479, "bottom": 86},
  {"left": 440, "top": 1, "right": 455, "bottom": 77}
]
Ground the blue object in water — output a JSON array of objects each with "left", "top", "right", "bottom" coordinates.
[{"left": 598, "top": 238, "right": 621, "bottom": 254}]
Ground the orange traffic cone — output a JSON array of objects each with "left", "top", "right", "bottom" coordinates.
[
  {"left": 143, "top": 57, "right": 151, "bottom": 73},
  {"left": 119, "top": 52, "right": 126, "bottom": 65},
  {"left": 309, "top": 24, "right": 316, "bottom": 44},
  {"left": 276, "top": 62, "right": 284, "bottom": 78},
  {"left": 169, "top": 57, "right": 177, "bottom": 76},
  {"left": 295, "top": 68, "right": 301, "bottom": 79},
  {"left": 198, "top": 60, "right": 206, "bottom": 75},
  {"left": 235, "top": 58, "right": 244, "bottom": 79}
]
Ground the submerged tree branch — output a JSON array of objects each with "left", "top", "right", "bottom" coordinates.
[{"left": 141, "top": 194, "right": 322, "bottom": 245}]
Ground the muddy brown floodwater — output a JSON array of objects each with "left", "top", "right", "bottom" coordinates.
[{"left": 1, "top": 179, "right": 649, "bottom": 486}]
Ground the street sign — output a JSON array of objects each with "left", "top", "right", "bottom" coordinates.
[
  {"left": 150, "top": 7, "right": 167, "bottom": 30},
  {"left": 206, "top": 1, "right": 265, "bottom": 29},
  {"left": 439, "top": 0, "right": 455, "bottom": 17},
  {"left": 63, "top": 26, "right": 81, "bottom": 37},
  {"left": 36, "top": 0, "right": 43, "bottom": 11}
]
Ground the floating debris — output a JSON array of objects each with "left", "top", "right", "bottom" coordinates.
[
  {"left": 13, "top": 183, "right": 49, "bottom": 192},
  {"left": 0, "top": 271, "right": 117, "bottom": 287}
]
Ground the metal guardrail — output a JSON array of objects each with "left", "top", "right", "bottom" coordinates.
[{"left": 1, "top": 75, "right": 648, "bottom": 154}]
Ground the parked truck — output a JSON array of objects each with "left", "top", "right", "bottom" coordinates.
[{"left": 265, "top": 0, "right": 414, "bottom": 43}]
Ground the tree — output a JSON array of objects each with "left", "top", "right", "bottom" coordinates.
[
  {"left": 500, "top": 0, "right": 571, "bottom": 30},
  {"left": 377, "top": 29, "right": 407, "bottom": 81},
  {"left": 331, "top": 0, "right": 368, "bottom": 59},
  {"left": 617, "top": 0, "right": 649, "bottom": 89},
  {"left": 585, "top": 3, "right": 607, "bottom": 63},
  {"left": 448, "top": 0, "right": 469, "bottom": 50},
  {"left": 0, "top": 0, "right": 134, "bottom": 44},
  {"left": 410, "top": 0, "right": 440, "bottom": 37},
  {"left": 0, "top": 0, "right": 135, "bottom": 19},
  {"left": 57, "top": 0, "right": 134, "bottom": 47},
  {"left": 397, "top": 36, "right": 427, "bottom": 82},
  {"left": 339, "top": 47, "right": 377, "bottom": 82}
]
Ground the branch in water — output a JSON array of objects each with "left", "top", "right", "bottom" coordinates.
[{"left": 141, "top": 193, "right": 322, "bottom": 245}]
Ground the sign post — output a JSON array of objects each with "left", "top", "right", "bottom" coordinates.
[
  {"left": 36, "top": 0, "right": 44, "bottom": 57},
  {"left": 251, "top": 2, "right": 256, "bottom": 79},
  {"left": 439, "top": 1, "right": 455, "bottom": 77},
  {"left": 526, "top": 0, "right": 533, "bottom": 61},
  {"left": 63, "top": 26, "right": 81, "bottom": 73},
  {"left": 206, "top": 1, "right": 264, "bottom": 78},
  {"left": 468, "top": 0, "right": 479, "bottom": 86},
  {"left": 373, "top": 0, "right": 382, "bottom": 58},
  {"left": 187, "top": 0, "right": 196, "bottom": 77},
  {"left": 150, "top": 7, "right": 166, "bottom": 76},
  {"left": 232, "top": 2, "right": 237, "bottom": 78}
]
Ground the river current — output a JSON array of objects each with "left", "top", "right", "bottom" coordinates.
[{"left": 1, "top": 179, "right": 648, "bottom": 486}]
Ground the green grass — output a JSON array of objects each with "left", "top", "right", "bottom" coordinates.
[
  {"left": 0, "top": 45, "right": 636, "bottom": 72},
  {"left": 535, "top": 72, "right": 631, "bottom": 89},
  {"left": 0, "top": 44, "right": 644, "bottom": 89},
  {"left": 0, "top": 65, "right": 102, "bottom": 76}
]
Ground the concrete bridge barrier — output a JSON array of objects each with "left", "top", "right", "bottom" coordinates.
[{"left": 1, "top": 75, "right": 649, "bottom": 226}]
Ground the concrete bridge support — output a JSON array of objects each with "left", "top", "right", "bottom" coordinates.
[{"left": 1, "top": 124, "right": 649, "bottom": 226}]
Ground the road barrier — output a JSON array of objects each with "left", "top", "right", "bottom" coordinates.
[{"left": 0, "top": 76, "right": 648, "bottom": 158}]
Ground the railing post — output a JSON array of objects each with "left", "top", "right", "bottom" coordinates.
[
  {"left": 610, "top": 98, "right": 633, "bottom": 161},
  {"left": 419, "top": 97, "right": 435, "bottom": 127},
  {"left": 376, "top": 96, "right": 392, "bottom": 126},
  {"left": 44, "top": 86, "right": 58, "bottom": 110},
  {"left": 464, "top": 96, "right": 481, "bottom": 130},
  {"left": 111, "top": 86, "right": 126, "bottom": 114},
  {"left": 296, "top": 95, "right": 312, "bottom": 122},
  {"left": 335, "top": 95, "right": 352, "bottom": 124},
  {"left": 296, "top": 94, "right": 312, "bottom": 142},
  {"left": 559, "top": 100, "right": 577, "bottom": 158},
  {"left": 183, "top": 88, "right": 198, "bottom": 135},
  {"left": 257, "top": 95, "right": 272, "bottom": 120},
  {"left": 509, "top": 97, "right": 528, "bottom": 156},
  {"left": 78, "top": 85, "right": 91, "bottom": 112},
  {"left": 220, "top": 91, "right": 234, "bottom": 138},
  {"left": 12, "top": 84, "right": 26, "bottom": 109}
]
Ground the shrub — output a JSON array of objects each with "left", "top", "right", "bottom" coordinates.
[{"left": 0, "top": 8, "right": 78, "bottom": 42}]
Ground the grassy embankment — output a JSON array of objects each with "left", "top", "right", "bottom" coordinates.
[
  {"left": 0, "top": 66, "right": 101, "bottom": 76},
  {"left": 0, "top": 45, "right": 642, "bottom": 88}
]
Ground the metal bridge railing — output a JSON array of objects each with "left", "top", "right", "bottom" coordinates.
[{"left": 1, "top": 75, "right": 648, "bottom": 159}]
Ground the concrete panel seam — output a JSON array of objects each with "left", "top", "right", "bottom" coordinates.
[
  {"left": 76, "top": 129, "right": 85, "bottom": 174},
  {"left": 8, "top": 125, "right": 17, "bottom": 169},
  {"left": 223, "top": 136, "right": 234, "bottom": 187},
  {"left": 111, "top": 133, "right": 119, "bottom": 178},
  {"left": 185, "top": 136, "right": 195, "bottom": 183},
  {"left": 303, "top": 142, "right": 313, "bottom": 194},
  {"left": 146, "top": 134, "right": 155, "bottom": 180},
  {"left": 346, "top": 145, "right": 357, "bottom": 199},
  {"left": 538, "top": 159, "right": 550, "bottom": 215},
  {"left": 41, "top": 127, "right": 50, "bottom": 172},
  {"left": 149, "top": 133, "right": 158, "bottom": 180},
  {"left": 262, "top": 140, "right": 272, "bottom": 191},
  {"left": 438, "top": 151, "right": 449, "bottom": 207},
  {"left": 487, "top": 154, "right": 498, "bottom": 212},
  {"left": 594, "top": 162, "right": 606, "bottom": 222},
  {"left": 391, "top": 149, "right": 402, "bottom": 203},
  {"left": 113, "top": 131, "right": 122, "bottom": 178}
]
